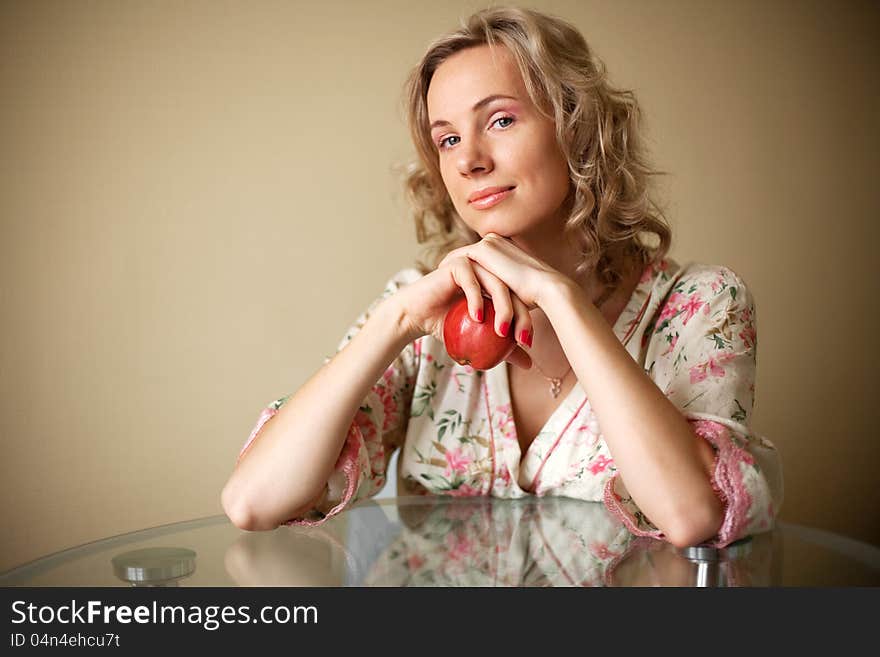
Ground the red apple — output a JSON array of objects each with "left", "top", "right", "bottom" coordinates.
[{"left": 442, "top": 296, "right": 515, "bottom": 370}]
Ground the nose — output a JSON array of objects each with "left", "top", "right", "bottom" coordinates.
[{"left": 455, "top": 136, "right": 493, "bottom": 177}]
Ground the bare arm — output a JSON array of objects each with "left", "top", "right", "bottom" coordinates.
[
  {"left": 541, "top": 277, "right": 723, "bottom": 548},
  {"left": 221, "top": 296, "right": 416, "bottom": 531},
  {"left": 415, "top": 234, "right": 757, "bottom": 547},
  {"left": 222, "top": 255, "right": 535, "bottom": 532}
]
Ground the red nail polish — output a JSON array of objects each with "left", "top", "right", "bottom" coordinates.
[
  {"left": 499, "top": 321, "right": 509, "bottom": 337},
  {"left": 521, "top": 330, "right": 532, "bottom": 347},
  {"left": 475, "top": 309, "right": 483, "bottom": 322}
]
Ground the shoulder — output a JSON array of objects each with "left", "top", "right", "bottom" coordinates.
[
  {"left": 640, "top": 259, "right": 758, "bottom": 346},
  {"left": 673, "top": 261, "right": 750, "bottom": 291},
  {"left": 648, "top": 259, "right": 755, "bottom": 312},
  {"left": 672, "top": 262, "right": 755, "bottom": 312}
]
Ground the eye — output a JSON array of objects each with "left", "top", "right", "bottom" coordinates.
[
  {"left": 436, "top": 116, "right": 515, "bottom": 151},
  {"left": 438, "top": 135, "right": 460, "bottom": 149}
]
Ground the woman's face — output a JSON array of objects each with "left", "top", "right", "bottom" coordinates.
[{"left": 426, "top": 44, "right": 571, "bottom": 240}]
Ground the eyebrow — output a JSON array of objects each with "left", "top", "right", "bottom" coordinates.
[{"left": 429, "top": 94, "right": 518, "bottom": 131}]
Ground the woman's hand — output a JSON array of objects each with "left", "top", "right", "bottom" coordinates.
[
  {"left": 390, "top": 247, "right": 534, "bottom": 370},
  {"left": 449, "top": 232, "right": 570, "bottom": 311}
]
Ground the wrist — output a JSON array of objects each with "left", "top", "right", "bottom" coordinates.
[
  {"left": 538, "top": 272, "right": 582, "bottom": 312},
  {"left": 375, "top": 295, "right": 423, "bottom": 347}
]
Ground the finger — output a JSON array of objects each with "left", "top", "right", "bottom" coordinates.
[
  {"left": 437, "top": 251, "right": 456, "bottom": 270},
  {"left": 438, "top": 243, "right": 475, "bottom": 270},
  {"left": 508, "top": 293, "right": 533, "bottom": 348},
  {"left": 504, "top": 345, "right": 532, "bottom": 370},
  {"left": 472, "top": 266, "right": 514, "bottom": 338},
  {"left": 449, "top": 257, "right": 484, "bottom": 322}
]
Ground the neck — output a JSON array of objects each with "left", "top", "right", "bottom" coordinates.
[
  {"left": 500, "top": 226, "right": 583, "bottom": 380},
  {"left": 503, "top": 224, "right": 638, "bottom": 382}
]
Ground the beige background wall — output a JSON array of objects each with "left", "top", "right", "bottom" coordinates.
[{"left": 2, "top": 0, "right": 877, "bottom": 573}]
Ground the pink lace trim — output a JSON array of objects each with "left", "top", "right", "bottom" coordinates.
[
  {"left": 237, "top": 405, "right": 278, "bottom": 464},
  {"left": 601, "top": 419, "right": 753, "bottom": 548},
  {"left": 283, "top": 425, "right": 364, "bottom": 527},
  {"left": 691, "top": 419, "right": 752, "bottom": 547},
  {"left": 602, "top": 475, "right": 664, "bottom": 540},
  {"left": 238, "top": 403, "right": 365, "bottom": 528}
]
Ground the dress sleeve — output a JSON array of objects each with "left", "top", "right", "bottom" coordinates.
[
  {"left": 603, "top": 265, "right": 783, "bottom": 547},
  {"left": 237, "top": 269, "right": 422, "bottom": 527}
]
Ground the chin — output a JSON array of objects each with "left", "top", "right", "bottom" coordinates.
[
  {"left": 478, "top": 229, "right": 512, "bottom": 238},
  {"left": 469, "top": 217, "right": 519, "bottom": 238},
  {"left": 462, "top": 210, "right": 532, "bottom": 240}
]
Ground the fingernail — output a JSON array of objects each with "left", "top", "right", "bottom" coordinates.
[
  {"left": 520, "top": 330, "right": 532, "bottom": 348},
  {"left": 499, "top": 321, "right": 509, "bottom": 337},
  {"left": 475, "top": 309, "right": 483, "bottom": 322}
]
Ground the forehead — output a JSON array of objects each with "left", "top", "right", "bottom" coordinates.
[{"left": 426, "top": 45, "right": 527, "bottom": 119}]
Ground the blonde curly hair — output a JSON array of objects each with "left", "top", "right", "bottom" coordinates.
[{"left": 401, "top": 6, "right": 672, "bottom": 289}]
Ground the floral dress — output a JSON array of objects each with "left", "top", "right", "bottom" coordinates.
[{"left": 238, "top": 258, "right": 783, "bottom": 548}]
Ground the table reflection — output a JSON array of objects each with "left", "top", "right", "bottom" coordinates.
[
  {"left": 3, "top": 496, "right": 876, "bottom": 587},
  {"left": 224, "top": 524, "right": 349, "bottom": 587},
  {"left": 224, "top": 496, "right": 778, "bottom": 587}
]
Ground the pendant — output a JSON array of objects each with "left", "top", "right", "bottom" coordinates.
[{"left": 549, "top": 378, "right": 562, "bottom": 398}]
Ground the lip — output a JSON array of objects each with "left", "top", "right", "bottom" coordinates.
[{"left": 468, "top": 186, "right": 515, "bottom": 209}]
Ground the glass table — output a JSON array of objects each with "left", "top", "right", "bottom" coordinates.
[{"left": 2, "top": 496, "right": 878, "bottom": 587}]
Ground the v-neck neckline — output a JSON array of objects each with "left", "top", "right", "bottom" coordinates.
[
  {"left": 486, "top": 262, "right": 657, "bottom": 485},
  {"left": 500, "top": 362, "right": 584, "bottom": 457}
]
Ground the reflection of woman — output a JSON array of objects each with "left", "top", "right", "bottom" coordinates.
[
  {"left": 222, "top": 497, "right": 774, "bottom": 587},
  {"left": 364, "top": 498, "right": 635, "bottom": 587},
  {"left": 222, "top": 7, "right": 782, "bottom": 549},
  {"left": 607, "top": 532, "right": 777, "bottom": 587},
  {"left": 224, "top": 526, "right": 348, "bottom": 586}
]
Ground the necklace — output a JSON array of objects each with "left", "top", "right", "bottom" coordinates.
[
  {"left": 529, "top": 283, "right": 616, "bottom": 399},
  {"left": 531, "top": 360, "right": 570, "bottom": 399}
]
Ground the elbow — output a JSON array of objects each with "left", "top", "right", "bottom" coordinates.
[
  {"left": 221, "top": 482, "right": 268, "bottom": 532},
  {"left": 221, "top": 483, "right": 251, "bottom": 530},
  {"left": 221, "top": 479, "right": 318, "bottom": 532},
  {"left": 666, "top": 525, "right": 715, "bottom": 550},
  {"left": 665, "top": 498, "right": 725, "bottom": 550}
]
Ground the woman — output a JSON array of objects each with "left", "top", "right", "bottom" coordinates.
[{"left": 221, "top": 6, "right": 781, "bottom": 549}]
